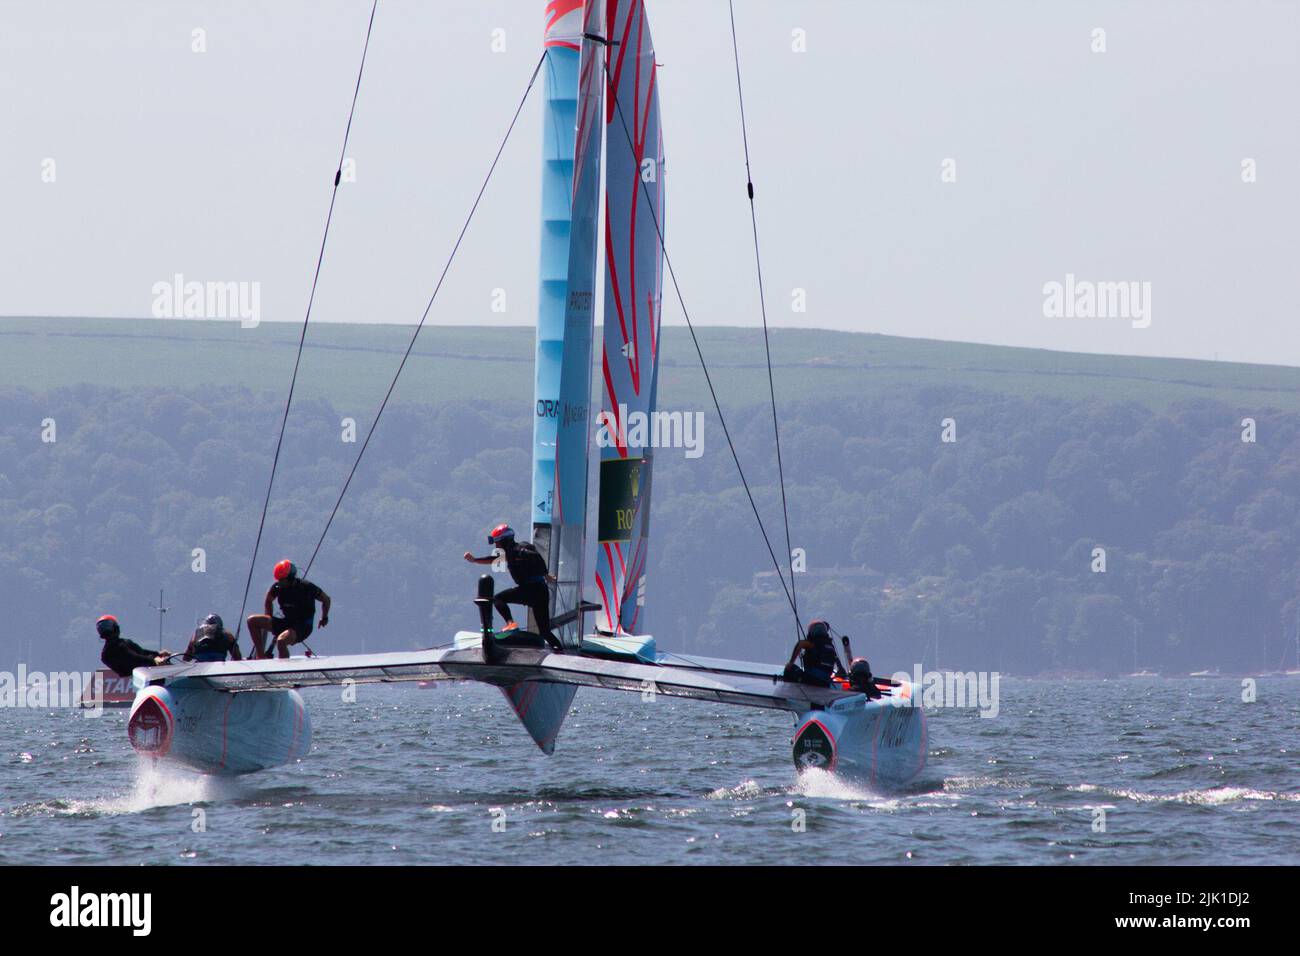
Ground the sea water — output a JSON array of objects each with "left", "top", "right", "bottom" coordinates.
[{"left": 1, "top": 678, "right": 1295, "bottom": 865}]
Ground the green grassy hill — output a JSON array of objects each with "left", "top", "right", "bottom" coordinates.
[{"left": 3, "top": 316, "right": 1298, "bottom": 412}]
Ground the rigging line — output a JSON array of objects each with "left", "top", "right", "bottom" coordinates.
[
  {"left": 728, "top": 0, "right": 801, "bottom": 637},
  {"left": 599, "top": 57, "right": 801, "bottom": 629},
  {"left": 303, "top": 51, "right": 548, "bottom": 576},
  {"left": 235, "top": 0, "right": 380, "bottom": 641}
]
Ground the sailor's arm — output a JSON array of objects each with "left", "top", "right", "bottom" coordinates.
[
  {"left": 227, "top": 631, "right": 243, "bottom": 661},
  {"left": 787, "top": 639, "right": 811, "bottom": 667},
  {"left": 125, "top": 637, "right": 172, "bottom": 666},
  {"left": 317, "top": 589, "right": 331, "bottom": 627},
  {"left": 464, "top": 552, "right": 497, "bottom": 565},
  {"left": 263, "top": 586, "right": 276, "bottom": 616}
]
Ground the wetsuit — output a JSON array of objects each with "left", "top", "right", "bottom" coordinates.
[
  {"left": 494, "top": 543, "right": 559, "bottom": 650},
  {"left": 101, "top": 636, "right": 158, "bottom": 678},
  {"left": 784, "top": 622, "right": 841, "bottom": 687},
  {"left": 269, "top": 577, "right": 324, "bottom": 643},
  {"left": 799, "top": 631, "right": 841, "bottom": 687},
  {"left": 186, "top": 624, "right": 237, "bottom": 663}
]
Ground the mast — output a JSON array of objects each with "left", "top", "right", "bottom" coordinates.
[
  {"left": 531, "top": 1, "right": 606, "bottom": 648},
  {"left": 592, "top": 0, "right": 665, "bottom": 635},
  {"left": 549, "top": 0, "right": 606, "bottom": 648},
  {"left": 529, "top": 1, "right": 586, "bottom": 564}
]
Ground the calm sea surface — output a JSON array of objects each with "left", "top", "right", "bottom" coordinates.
[{"left": 1, "top": 678, "right": 1296, "bottom": 865}]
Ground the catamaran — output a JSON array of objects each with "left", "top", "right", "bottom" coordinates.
[{"left": 125, "top": 0, "right": 927, "bottom": 788}]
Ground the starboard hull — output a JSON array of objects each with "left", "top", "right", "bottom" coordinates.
[
  {"left": 793, "top": 681, "right": 927, "bottom": 789},
  {"left": 127, "top": 681, "right": 311, "bottom": 776}
]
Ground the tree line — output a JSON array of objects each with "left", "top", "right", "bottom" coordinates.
[{"left": 1, "top": 382, "right": 1297, "bottom": 675}]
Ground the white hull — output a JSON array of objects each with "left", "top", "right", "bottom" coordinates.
[
  {"left": 130, "top": 644, "right": 926, "bottom": 786},
  {"left": 793, "top": 679, "right": 927, "bottom": 788},
  {"left": 128, "top": 682, "right": 311, "bottom": 775}
]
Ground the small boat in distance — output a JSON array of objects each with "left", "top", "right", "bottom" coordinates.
[{"left": 79, "top": 668, "right": 135, "bottom": 708}]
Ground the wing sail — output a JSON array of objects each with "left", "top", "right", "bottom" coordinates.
[
  {"left": 593, "top": 0, "right": 665, "bottom": 635},
  {"left": 547, "top": 0, "right": 606, "bottom": 648}
]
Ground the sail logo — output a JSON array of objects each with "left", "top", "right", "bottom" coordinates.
[
  {"left": 1042, "top": 273, "right": 1151, "bottom": 329},
  {"left": 151, "top": 273, "right": 262, "bottom": 328},
  {"left": 561, "top": 401, "right": 587, "bottom": 427},
  {"left": 536, "top": 399, "right": 559, "bottom": 419},
  {"left": 595, "top": 404, "right": 704, "bottom": 459},
  {"left": 49, "top": 886, "right": 151, "bottom": 936}
]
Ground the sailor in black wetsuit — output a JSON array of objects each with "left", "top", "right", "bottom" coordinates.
[
  {"left": 464, "top": 524, "right": 562, "bottom": 652},
  {"left": 783, "top": 619, "right": 846, "bottom": 687},
  {"left": 246, "top": 560, "right": 331, "bottom": 659},
  {"left": 97, "top": 615, "right": 171, "bottom": 678},
  {"left": 182, "top": 614, "right": 242, "bottom": 663}
]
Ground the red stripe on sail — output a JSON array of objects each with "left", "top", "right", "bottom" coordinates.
[
  {"left": 603, "top": 542, "right": 622, "bottom": 626},
  {"left": 605, "top": 206, "right": 631, "bottom": 358},
  {"left": 553, "top": 452, "right": 563, "bottom": 522},
  {"left": 606, "top": 2, "right": 634, "bottom": 123},
  {"left": 545, "top": 0, "right": 583, "bottom": 42},
  {"left": 594, "top": 570, "right": 613, "bottom": 632},
  {"left": 601, "top": 348, "right": 627, "bottom": 457}
]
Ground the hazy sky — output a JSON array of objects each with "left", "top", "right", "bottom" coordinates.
[{"left": 1, "top": 1, "right": 1296, "bottom": 364}]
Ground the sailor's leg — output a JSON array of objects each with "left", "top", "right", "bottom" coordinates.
[
  {"left": 530, "top": 587, "right": 562, "bottom": 652},
  {"left": 246, "top": 615, "right": 272, "bottom": 659},
  {"left": 273, "top": 627, "right": 299, "bottom": 659},
  {"left": 493, "top": 587, "right": 522, "bottom": 627}
]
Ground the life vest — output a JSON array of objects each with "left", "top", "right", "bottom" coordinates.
[
  {"left": 504, "top": 543, "right": 548, "bottom": 586},
  {"left": 191, "top": 624, "right": 230, "bottom": 663},
  {"left": 271, "top": 578, "right": 322, "bottom": 621},
  {"left": 802, "top": 621, "right": 839, "bottom": 674}
]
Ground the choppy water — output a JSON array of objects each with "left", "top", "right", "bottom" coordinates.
[{"left": 1, "top": 678, "right": 1296, "bottom": 865}]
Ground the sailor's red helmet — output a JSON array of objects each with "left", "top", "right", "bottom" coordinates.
[
  {"left": 273, "top": 559, "right": 298, "bottom": 581},
  {"left": 488, "top": 524, "right": 515, "bottom": 546},
  {"left": 96, "top": 614, "right": 120, "bottom": 638}
]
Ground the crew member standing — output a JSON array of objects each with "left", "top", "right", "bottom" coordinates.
[{"left": 463, "top": 524, "right": 561, "bottom": 652}]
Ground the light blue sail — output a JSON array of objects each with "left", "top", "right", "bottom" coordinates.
[
  {"left": 531, "top": 4, "right": 586, "bottom": 531},
  {"left": 549, "top": 0, "right": 606, "bottom": 648}
]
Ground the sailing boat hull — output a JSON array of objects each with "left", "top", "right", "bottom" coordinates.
[
  {"left": 127, "top": 681, "right": 311, "bottom": 775},
  {"left": 500, "top": 681, "right": 577, "bottom": 755},
  {"left": 793, "top": 684, "right": 927, "bottom": 789}
]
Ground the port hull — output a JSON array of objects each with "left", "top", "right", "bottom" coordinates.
[{"left": 128, "top": 681, "right": 311, "bottom": 776}]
